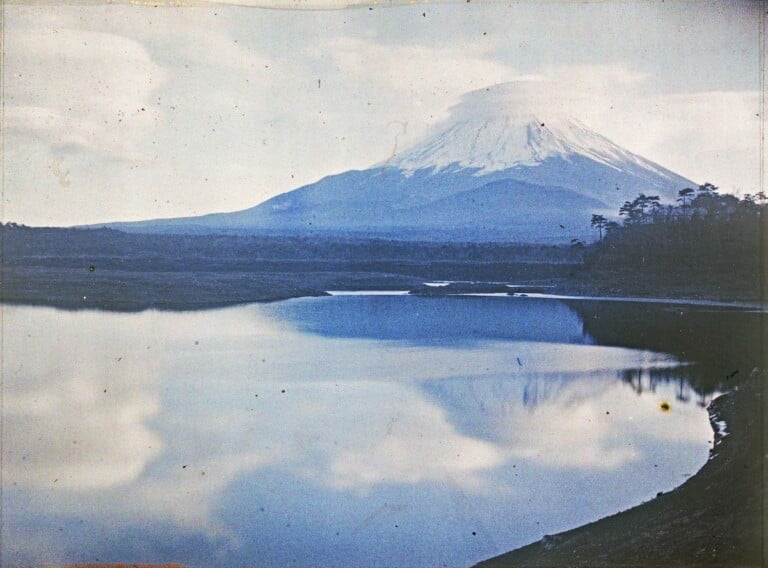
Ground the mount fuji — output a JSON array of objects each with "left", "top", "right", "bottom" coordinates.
[{"left": 103, "top": 85, "right": 695, "bottom": 242}]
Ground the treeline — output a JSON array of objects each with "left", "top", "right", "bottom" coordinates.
[
  {"left": 0, "top": 224, "right": 581, "bottom": 268},
  {"left": 586, "top": 184, "right": 764, "bottom": 289}
]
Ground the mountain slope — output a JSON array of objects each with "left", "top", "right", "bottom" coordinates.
[{"left": 100, "top": 85, "right": 695, "bottom": 242}]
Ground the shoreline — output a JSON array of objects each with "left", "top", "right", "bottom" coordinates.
[
  {"left": 2, "top": 289, "right": 763, "bottom": 314},
  {"left": 327, "top": 289, "right": 767, "bottom": 311},
  {"left": 1, "top": 264, "right": 764, "bottom": 312},
  {"left": 473, "top": 375, "right": 764, "bottom": 567}
]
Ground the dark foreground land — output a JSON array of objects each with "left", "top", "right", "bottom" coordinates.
[
  {"left": 0, "top": 226, "right": 584, "bottom": 310},
  {"left": 0, "top": 225, "right": 763, "bottom": 310}
]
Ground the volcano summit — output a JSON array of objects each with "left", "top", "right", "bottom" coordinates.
[{"left": 103, "top": 85, "right": 695, "bottom": 242}]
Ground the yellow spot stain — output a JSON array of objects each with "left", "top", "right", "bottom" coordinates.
[{"left": 659, "top": 401, "right": 671, "bottom": 412}]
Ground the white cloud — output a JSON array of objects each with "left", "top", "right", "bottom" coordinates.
[
  {"left": 317, "top": 36, "right": 519, "bottom": 155},
  {"left": 497, "top": 378, "right": 710, "bottom": 470},
  {"left": 293, "top": 381, "right": 506, "bottom": 491},
  {"left": 2, "top": 4, "right": 761, "bottom": 225},
  {"left": 2, "top": 305, "right": 510, "bottom": 537},
  {"left": 429, "top": 66, "right": 761, "bottom": 194},
  {"left": 5, "top": 27, "right": 165, "bottom": 160},
  {"left": 615, "top": 91, "right": 762, "bottom": 193},
  {"left": 2, "top": 307, "right": 164, "bottom": 490},
  {"left": 5, "top": 375, "right": 163, "bottom": 489}
]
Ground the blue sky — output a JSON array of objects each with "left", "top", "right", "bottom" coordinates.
[{"left": 3, "top": 1, "right": 762, "bottom": 226}]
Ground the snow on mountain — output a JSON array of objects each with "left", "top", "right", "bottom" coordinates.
[
  {"left": 388, "top": 115, "right": 630, "bottom": 174},
  {"left": 385, "top": 85, "right": 681, "bottom": 191},
  {"left": 98, "top": 84, "right": 695, "bottom": 242}
]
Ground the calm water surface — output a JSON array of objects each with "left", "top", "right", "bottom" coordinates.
[{"left": 2, "top": 296, "right": 722, "bottom": 567}]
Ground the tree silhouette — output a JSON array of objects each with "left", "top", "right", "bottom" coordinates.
[
  {"left": 619, "top": 194, "right": 660, "bottom": 224},
  {"left": 588, "top": 185, "right": 764, "bottom": 300},
  {"left": 698, "top": 182, "right": 718, "bottom": 195},
  {"left": 646, "top": 195, "right": 661, "bottom": 221},
  {"left": 619, "top": 200, "right": 640, "bottom": 223},
  {"left": 677, "top": 187, "right": 695, "bottom": 215},
  {"left": 590, "top": 214, "right": 608, "bottom": 240}
]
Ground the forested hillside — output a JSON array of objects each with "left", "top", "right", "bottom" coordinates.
[{"left": 585, "top": 184, "right": 764, "bottom": 299}]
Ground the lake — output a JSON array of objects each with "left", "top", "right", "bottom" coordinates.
[{"left": 2, "top": 294, "right": 747, "bottom": 567}]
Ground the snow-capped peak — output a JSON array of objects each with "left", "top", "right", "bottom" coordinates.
[{"left": 384, "top": 84, "right": 672, "bottom": 179}]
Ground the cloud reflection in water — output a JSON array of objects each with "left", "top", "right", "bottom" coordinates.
[{"left": 2, "top": 298, "right": 715, "bottom": 567}]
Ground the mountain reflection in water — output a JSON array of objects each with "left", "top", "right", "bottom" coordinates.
[{"left": 2, "top": 295, "right": 749, "bottom": 568}]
